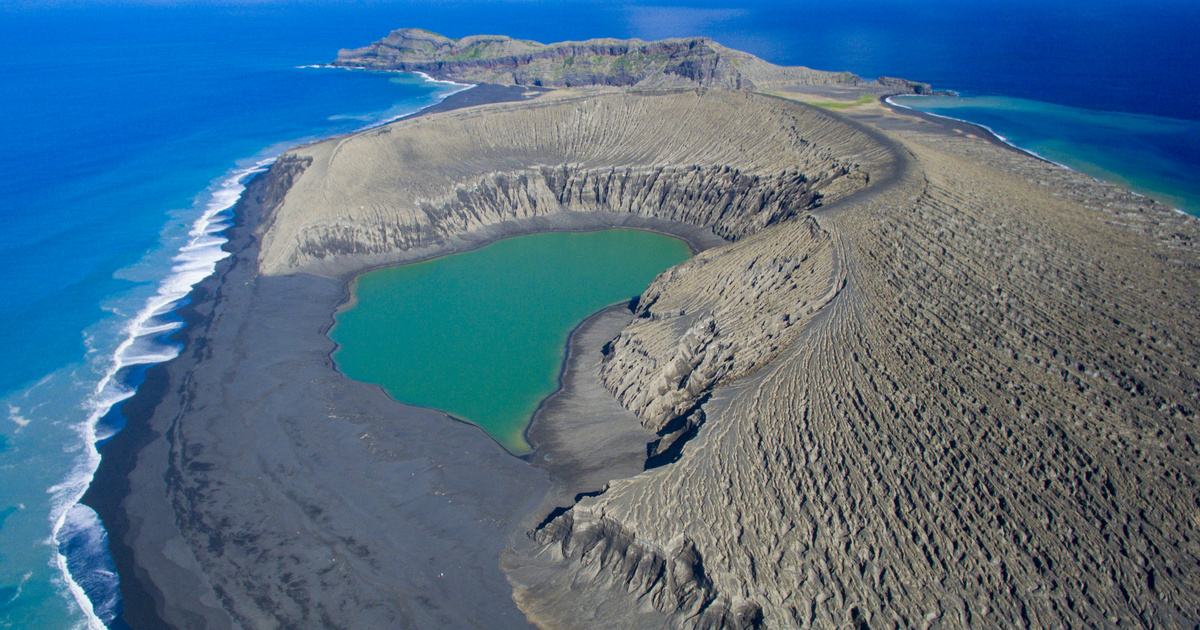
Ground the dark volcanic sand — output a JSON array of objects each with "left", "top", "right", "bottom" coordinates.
[
  {"left": 877, "top": 96, "right": 1054, "bottom": 161},
  {"left": 80, "top": 81, "right": 726, "bottom": 629},
  {"left": 404, "top": 83, "right": 551, "bottom": 120},
  {"left": 83, "top": 84, "right": 555, "bottom": 629}
]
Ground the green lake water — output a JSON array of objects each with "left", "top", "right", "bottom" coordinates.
[{"left": 329, "top": 229, "right": 693, "bottom": 455}]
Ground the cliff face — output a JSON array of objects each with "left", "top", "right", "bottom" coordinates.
[
  {"left": 257, "top": 89, "right": 888, "bottom": 277},
  {"left": 598, "top": 215, "right": 845, "bottom": 447},
  {"left": 332, "top": 28, "right": 929, "bottom": 92}
]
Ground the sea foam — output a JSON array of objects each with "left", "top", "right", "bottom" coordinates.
[
  {"left": 49, "top": 157, "right": 274, "bottom": 630},
  {"left": 47, "top": 71, "right": 476, "bottom": 629}
]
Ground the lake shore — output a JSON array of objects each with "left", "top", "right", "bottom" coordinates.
[
  {"left": 81, "top": 83, "right": 735, "bottom": 629},
  {"left": 79, "top": 82, "right": 561, "bottom": 629}
]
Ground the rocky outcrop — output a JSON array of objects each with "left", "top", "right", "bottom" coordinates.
[
  {"left": 873, "top": 76, "right": 950, "bottom": 96},
  {"left": 599, "top": 215, "right": 845, "bottom": 444},
  {"left": 332, "top": 29, "right": 934, "bottom": 93},
  {"left": 254, "top": 154, "right": 311, "bottom": 238},
  {"left": 528, "top": 508, "right": 763, "bottom": 630}
]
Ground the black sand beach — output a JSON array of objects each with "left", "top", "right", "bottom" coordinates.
[
  {"left": 878, "top": 95, "right": 1057, "bottom": 161},
  {"left": 80, "top": 83, "right": 725, "bottom": 629},
  {"left": 81, "top": 85, "right": 557, "bottom": 629}
]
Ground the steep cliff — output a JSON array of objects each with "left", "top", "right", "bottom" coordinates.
[
  {"left": 332, "top": 29, "right": 933, "bottom": 93},
  {"left": 257, "top": 89, "right": 889, "bottom": 276}
]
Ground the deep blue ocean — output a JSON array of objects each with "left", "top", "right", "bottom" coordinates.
[{"left": 0, "top": 1, "right": 1196, "bottom": 628}]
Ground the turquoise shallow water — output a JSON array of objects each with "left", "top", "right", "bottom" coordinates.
[
  {"left": 891, "top": 95, "right": 1200, "bottom": 217},
  {"left": 329, "top": 230, "right": 692, "bottom": 454}
]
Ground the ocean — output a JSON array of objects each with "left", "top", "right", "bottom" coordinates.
[{"left": 0, "top": 1, "right": 1196, "bottom": 628}]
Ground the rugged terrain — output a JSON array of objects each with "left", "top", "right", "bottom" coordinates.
[
  {"left": 250, "top": 84, "right": 1200, "bottom": 628},
  {"left": 108, "top": 36, "right": 1200, "bottom": 630},
  {"left": 333, "top": 29, "right": 939, "bottom": 94},
  {"left": 509, "top": 100, "right": 1200, "bottom": 628},
  {"left": 258, "top": 89, "right": 887, "bottom": 277}
]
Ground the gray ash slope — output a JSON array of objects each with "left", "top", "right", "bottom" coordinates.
[{"left": 114, "top": 45, "right": 1200, "bottom": 630}]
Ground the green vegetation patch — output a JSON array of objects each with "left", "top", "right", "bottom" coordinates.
[
  {"left": 811, "top": 94, "right": 876, "bottom": 109},
  {"left": 448, "top": 42, "right": 490, "bottom": 61}
]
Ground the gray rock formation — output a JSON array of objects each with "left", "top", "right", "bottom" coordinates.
[
  {"left": 332, "top": 29, "right": 935, "bottom": 93},
  {"left": 258, "top": 89, "right": 887, "bottom": 277}
]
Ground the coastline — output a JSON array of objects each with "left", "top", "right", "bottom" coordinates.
[
  {"left": 78, "top": 165, "right": 281, "bottom": 630},
  {"left": 80, "top": 247, "right": 232, "bottom": 630},
  {"left": 88, "top": 152, "right": 551, "bottom": 629},
  {"left": 73, "top": 78, "right": 542, "bottom": 629},
  {"left": 881, "top": 95, "right": 1059, "bottom": 163},
  {"left": 884, "top": 95, "right": 1200, "bottom": 217},
  {"left": 61, "top": 158, "right": 276, "bottom": 630},
  {"left": 881, "top": 94, "right": 1200, "bottom": 222}
]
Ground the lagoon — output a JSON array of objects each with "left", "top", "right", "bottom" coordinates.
[
  {"left": 891, "top": 95, "right": 1200, "bottom": 217},
  {"left": 329, "top": 230, "right": 692, "bottom": 454}
]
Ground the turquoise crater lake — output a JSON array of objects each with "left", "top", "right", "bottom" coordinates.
[{"left": 329, "top": 229, "right": 693, "bottom": 454}]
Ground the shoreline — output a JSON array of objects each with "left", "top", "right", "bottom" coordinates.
[
  {"left": 74, "top": 78, "right": 543, "bottom": 629},
  {"left": 80, "top": 247, "right": 229, "bottom": 630},
  {"left": 89, "top": 151, "right": 550, "bottom": 629},
  {"left": 521, "top": 304, "right": 655, "bottom": 497},
  {"left": 78, "top": 165, "right": 267, "bottom": 630},
  {"left": 63, "top": 158, "right": 275, "bottom": 630},
  {"left": 883, "top": 94, "right": 1198, "bottom": 217},
  {"left": 881, "top": 94, "right": 1058, "bottom": 163},
  {"left": 327, "top": 224, "right": 725, "bottom": 458}
]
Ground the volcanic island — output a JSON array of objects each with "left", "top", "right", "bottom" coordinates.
[{"left": 88, "top": 29, "right": 1200, "bottom": 629}]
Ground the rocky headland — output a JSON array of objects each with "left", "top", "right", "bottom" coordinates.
[
  {"left": 100, "top": 31, "right": 1200, "bottom": 630},
  {"left": 333, "top": 29, "right": 942, "bottom": 95}
]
